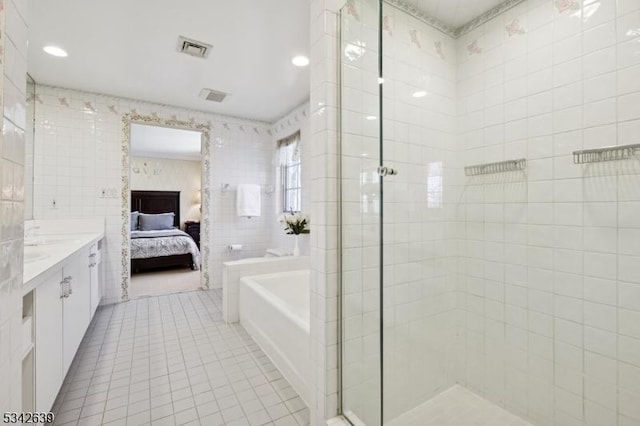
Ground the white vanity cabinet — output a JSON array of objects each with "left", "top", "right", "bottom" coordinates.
[
  {"left": 61, "top": 254, "right": 91, "bottom": 374},
  {"left": 33, "top": 271, "right": 64, "bottom": 413},
  {"left": 33, "top": 242, "right": 101, "bottom": 412}
]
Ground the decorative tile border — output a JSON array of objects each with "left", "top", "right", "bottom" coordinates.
[
  {"left": 454, "top": 0, "right": 526, "bottom": 37},
  {"left": 409, "top": 29, "right": 422, "bottom": 48},
  {"left": 120, "top": 114, "right": 212, "bottom": 301},
  {"left": 384, "top": 0, "right": 527, "bottom": 39},
  {"left": 384, "top": 0, "right": 456, "bottom": 37},
  {"left": 467, "top": 39, "right": 483, "bottom": 55},
  {"left": 434, "top": 41, "right": 445, "bottom": 59},
  {"left": 346, "top": 0, "right": 360, "bottom": 21},
  {"left": 505, "top": 18, "right": 526, "bottom": 36},
  {"left": 383, "top": 15, "right": 393, "bottom": 36},
  {"left": 554, "top": 0, "right": 580, "bottom": 13}
]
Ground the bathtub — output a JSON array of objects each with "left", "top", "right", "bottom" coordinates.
[{"left": 239, "top": 270, "right": 310, "bottom": 404}]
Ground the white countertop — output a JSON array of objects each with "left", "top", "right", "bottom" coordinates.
[{"left": 23, "top": 232, "right": 104, "bottom": 294}]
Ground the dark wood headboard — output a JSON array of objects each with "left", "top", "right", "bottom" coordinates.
[{"left": 131, "top": 190, "right": 180, "bottom": 228}]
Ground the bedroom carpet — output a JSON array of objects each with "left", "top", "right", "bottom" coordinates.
[
  {"left": 130, "top": 268, "right": 202, "bottom": 298},
  {"left": 50, "top": 289, "right": 310, "bottom": 426}
]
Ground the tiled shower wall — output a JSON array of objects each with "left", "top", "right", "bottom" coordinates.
[
  {"left": 32, "top": 85, "right": 275, "bottom": 303},
  {"left": 309, "top": 0, "right": 344, "bottom": 423},
  {"left": 0, "top": 0, "right": 27, "bottom": 413},
  {"left": 456, "top": 1, "right": 640, "bottom": 425}
]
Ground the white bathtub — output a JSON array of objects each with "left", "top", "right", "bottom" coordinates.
[{"left": 239, "top": 270, "right": 310, "bottom": 404}]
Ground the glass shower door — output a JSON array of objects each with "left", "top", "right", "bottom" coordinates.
[
  {"left": 339, "top": 0, "right": 383, "bottom": 424},
  {"left": 378, "top": 1, "right": 458, "bottom": 424},
  {"left": 340, "top": 1, "right": 458, "bottom": 424}
]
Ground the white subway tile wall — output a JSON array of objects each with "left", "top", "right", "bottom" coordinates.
[
  {"left": 31, "top": 85, "right": 277, "bottom": 303},
  {"left": 309, "top": 0, "right": 345, "bottom": 423},
  {"left": 0, "top": 0, "right": 27, "bottom": 413},
  {"left": 307, "top": 0, "right": 348, "bottom": 424},
  {"left": 455, "top": 1, "right": 640, "bottom": 425}
]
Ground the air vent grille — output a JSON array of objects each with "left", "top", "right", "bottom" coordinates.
[
  {"left": 177, "top": 36, "right": 212, "bottom": 58},
  {"left": 199, "top": 88, "right": 229, "bottom": 103}
]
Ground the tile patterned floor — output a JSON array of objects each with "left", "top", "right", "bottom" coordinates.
[
  {"left": 51, "top": 289, "right": 310, "bottom": 426},
  {"left": 386, "top": 385, "right": 531, "bottom": 426}
]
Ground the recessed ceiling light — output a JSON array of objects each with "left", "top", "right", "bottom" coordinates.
[
  {"left": 378, "top": 77, "right": 385, "bottom": 84},
  {"left": 366, "top": 115, "right": 377, "bottom": 121},
  {"left": 412, "top": 90, "right": 427, "bottom": 98},
  {"left": 43, "top": 46, "right": 68, "bottom": 57},
  {"left": 292, "top": 55, "right": 309, "bottom": 67}
]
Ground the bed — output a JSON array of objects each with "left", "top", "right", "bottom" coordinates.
[{"left": 130, "top": 190, "right": 201, "bottom": 273}]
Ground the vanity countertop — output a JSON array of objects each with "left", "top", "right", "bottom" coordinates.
[{"left": 23, "top": 232, "right": 104, "bottom": 294}]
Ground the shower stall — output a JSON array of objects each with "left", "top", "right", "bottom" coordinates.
[{"left": 339, "top": 0, "right": 640, "bottom": 425}]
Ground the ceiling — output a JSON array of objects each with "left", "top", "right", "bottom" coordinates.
[
  {"left": 131, "top": 124, "right": 202, "bottom": 161},
  {"left": 27, "top": 0, "right": 310, "bottom": 123},
  {"left": 395, "top": 0, "right": 509, "bottom": 30}
]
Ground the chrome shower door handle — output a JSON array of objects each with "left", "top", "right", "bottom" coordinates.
[{"left": 377, "top": 166, "right": 398, "bottom": 177}]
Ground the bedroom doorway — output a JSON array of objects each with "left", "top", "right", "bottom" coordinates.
[{"left": 121, "top": 116, "right": 212, "bottom": 300}]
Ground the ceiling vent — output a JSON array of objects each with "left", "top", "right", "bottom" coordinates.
[
  {"left": 177, "top": 36, "right": 212, "bottom": 58},
  {"left": 199, "top": 88, "right": 229, "bottom": 103}
]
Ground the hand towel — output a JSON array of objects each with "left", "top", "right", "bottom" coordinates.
[{"left": 236, "top": 184, "right": 261, "bottom": 217}]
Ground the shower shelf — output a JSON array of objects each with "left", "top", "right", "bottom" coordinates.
[
  {"left": 573, "top": 144, "right": 640, "bottom": 164},
  {"left": 464, "top": 158, "right": 526, "bottom": 176}
]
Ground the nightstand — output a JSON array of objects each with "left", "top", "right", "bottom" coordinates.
[{"left": 184, "top": 221, "right": 200, "bottom": 249}]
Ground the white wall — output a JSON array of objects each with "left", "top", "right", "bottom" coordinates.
[
  {"left": 309, "top": 0, "right": 344, "bottom": 423},
  {"left": 270, "top": 102, "right": 312, "bottom": 256},
  {"left": 130, "top": 156, "right": 202, "bottom": 228},
  {"left": 0, "top": 0, "right": 28, "bottom": 413},
  {"left": 32, "top": 85, "right": 276, "bottom": 303},
  {"left": 455, "top": 1, "right": 640, "bottom": 425}
]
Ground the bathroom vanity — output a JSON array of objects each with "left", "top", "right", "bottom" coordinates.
[{"left": 21, "top": 221, "right": 104, "bottom": 413}]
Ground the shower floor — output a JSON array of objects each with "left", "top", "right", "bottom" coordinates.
[{"left": 386, "top": 385, "right": 532, "bottom": 426}]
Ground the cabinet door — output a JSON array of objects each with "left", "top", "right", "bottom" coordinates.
[
  {"left": 62, "top": 253, "right": 91, "bottom": 374},
  {"left": 89, "top": 243, "right": 100, "bottom": 318},
  {"left": 34, "top": 273, "right": 64, "bottom": 412}
]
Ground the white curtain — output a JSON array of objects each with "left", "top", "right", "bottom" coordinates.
[{"left": 277, "top": 131, "right": 300, "bottom": 166}]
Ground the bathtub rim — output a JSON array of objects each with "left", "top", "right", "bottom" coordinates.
[{"left": 239, "top": 270, "right": 310, "bottom": 333}]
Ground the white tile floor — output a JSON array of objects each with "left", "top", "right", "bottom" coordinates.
[
  {"left": 129, "top": 269, "right": 202, "bottom": 299},
  {"left": 51, "top": 289, "right": 310, "bottom": 426},
  {"left": 385, "top": 385, "right": 532, "bottom": 426}
]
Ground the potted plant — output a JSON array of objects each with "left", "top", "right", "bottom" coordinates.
[{"left": 279, "top": 212, "right": 310, "bottom": 256}]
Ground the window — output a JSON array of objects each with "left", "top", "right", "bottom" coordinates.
[
  {"left": 282, "top": 161, "right": 301, "bottom": 213},
  {"left": 278, "top": 132, "right": 301, "bottom": 213}
]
